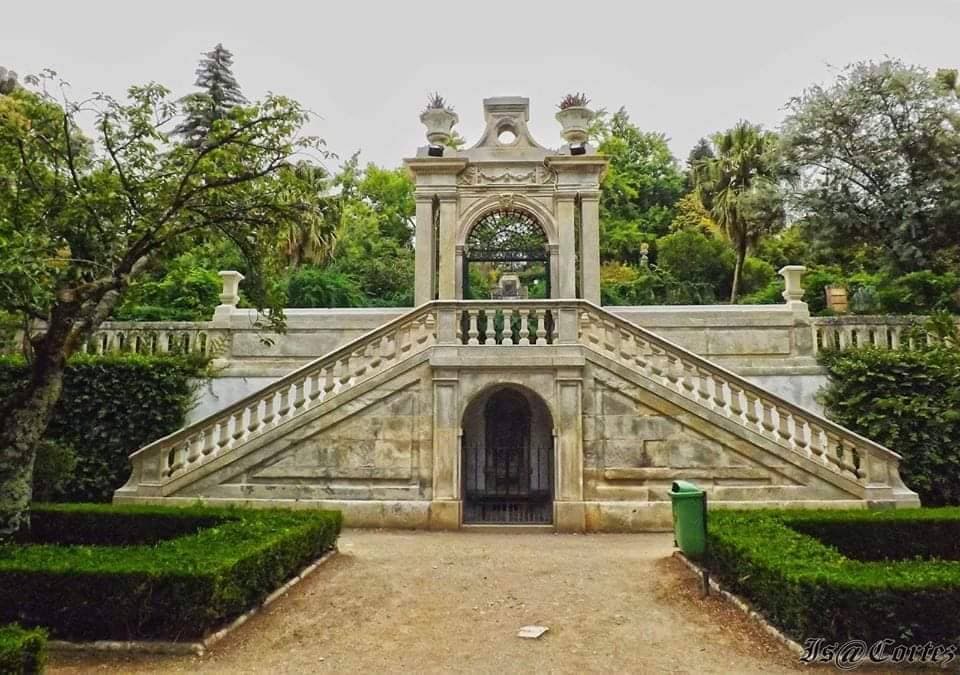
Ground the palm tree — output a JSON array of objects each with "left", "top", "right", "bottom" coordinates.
[
  {"left": 692, "top": 122, "right": 785, "bottom": 302},
  {"left": 278, "top": 162, "right": 339, "bottom": 268}
]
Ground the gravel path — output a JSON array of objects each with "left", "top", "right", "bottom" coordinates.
[{"left": 50, "top": 530, "right": 805, "bottom": 674}]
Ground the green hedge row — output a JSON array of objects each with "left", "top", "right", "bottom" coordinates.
[
  {"left": 0, "top": 354, "right": 207, "bottom": 502},
  {"left": 0, "top": 624, "right": 47, "bottom": 675},
  {"left": 818, "top": 346, "right": 960, "bottom": 506},
  {"left": 705, "top": 509, "right": 960, "bottom": 643},
  {"left": 0, "top": 504, "right": 341, "bottom": 641}
]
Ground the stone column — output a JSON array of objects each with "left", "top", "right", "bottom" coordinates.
[
  {"left": 430, "top": 369, "right": 461, "bottom": 529},
  {"left": 579, "top": 191, "right": 601, "bottom": 305},
  {"left": 556, "top": 194, "right": 577, "bottom": 299},
  {"left": 437, "top": 195, "right": 458, "bottom": 299},
  {"left": 414, "top": 194, "right": 436, "bottom": 305},
  {"left": 455, "top": 245, "right": 465, "bottom": 298},
  {"left": 554, "top": 369, "right": 585, "bottom": 531}
]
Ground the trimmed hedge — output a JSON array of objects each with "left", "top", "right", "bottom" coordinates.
[
  {"left": 0, "top": 624, "right": 47, "bottom": 675},
  {"left": 818, "top": 346, "right": 960, "bottom": 506},
  {"left": 0, "top": 504, "right": 341, "bottom": 641},
  {"left": 705, "top": 509, "right": 960, "bottom": 643},
  {"left": 0, "top": 354, "right": 207, "bottom": 502}
]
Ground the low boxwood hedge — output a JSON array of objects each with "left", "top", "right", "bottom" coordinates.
[
  {"left": 705, "top": 509, "right": 960, "bottom": 644},
  {"left": 0, "top": 504, "right": 341, "bottom": 642},
  {"left": 0, "top": 624, "right": 47, "bottom": 675}
]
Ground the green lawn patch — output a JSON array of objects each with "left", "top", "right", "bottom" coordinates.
[
  {"left": 0, "top": 624, "right": 47, "bottom": 675},
  {"left": 705, "top": 508, "right": 960, "bottom": 644},
  {"left": 0, "top": 503, "right": 341, "bottom": 642}
]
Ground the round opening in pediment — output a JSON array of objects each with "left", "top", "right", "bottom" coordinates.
[{"left": 496, "top": 122, "right": 518, "bottom": 146}]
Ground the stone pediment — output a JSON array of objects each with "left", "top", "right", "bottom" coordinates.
[{"left": 460, "top": 97, "right": 555, "bottom": 163}]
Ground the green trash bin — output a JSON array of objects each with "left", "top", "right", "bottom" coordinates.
[{"left": 669, "top": 480, "right": 706, "bottom": 560}]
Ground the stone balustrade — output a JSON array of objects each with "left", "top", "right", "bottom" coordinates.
[
  {"left": 80, "top": 322, "right": 226, "bottom": 356},
  {"left": 576, "top": 303, "right": 902, "bottom": 494},
  {"left": 126, "top": 305, "right": 438, "bottom": 489},
  {"left": 811, "top": 315, "right": 959, "bottom": 353}
]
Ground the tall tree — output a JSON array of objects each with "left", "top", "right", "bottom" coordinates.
[
  {"left": 591, "top": 108, "right": 685, "bottom": 263},
  {"left": 781, "top": 59, "right": 960, "bottom": 272},
  {"left": 692, "top": 122, "right": 785, "bottom": 302},
  {"left": 0, "top": 71, "right": 327, "bottom": 537},
  {"left": 278, "top": 162, "right": 339, "bottom": 268},
  {"left": 175, "top": 44, "right": 247, "bottom": 147}
]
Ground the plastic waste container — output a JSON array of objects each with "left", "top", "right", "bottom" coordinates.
[{"left": 669, "top": 480, "right": 706, "bottom": 559}]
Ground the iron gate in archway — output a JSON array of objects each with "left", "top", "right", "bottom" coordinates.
[
  {"left": 462, "top": 389, "right": 553, "bottom": 524},
  {"left": 462, "top": 207, "right": 550, "bottom": 299}
]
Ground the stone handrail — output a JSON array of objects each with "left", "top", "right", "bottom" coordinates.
[
  {"left": 575, "top": 302, "right": 903, "bottom": 493},
  {"left": 811, "top": 315, "right": 958, "bottom": 353},
  {"left": 438, "top": 300, "right": 904, "bottom": 494},
  {"left": 81, "top": 321, "right": 224, "bottom": 356},
  {"left": 124, "top": 304, "right": 438, "bottom": 489}
]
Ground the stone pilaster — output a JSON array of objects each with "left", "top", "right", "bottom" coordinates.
[
  {"left": 556, "top": 194, "right": 577, "bottom": 299},
  {"left": 414, "top": 194, "right": 435, "bottom": 305},
  {"left": 437, "top": 195, "right": 458, "bottom": 299},
  {"left": 579, "top": 191, "right": 601, "bottom": 305}
]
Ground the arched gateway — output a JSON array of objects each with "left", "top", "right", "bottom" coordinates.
[{"left": 462, "top": 386, "right": 554, "bottom": 524}]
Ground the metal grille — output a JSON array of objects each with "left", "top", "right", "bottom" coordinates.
[{"left": 463, "top": 444, "right": 553, "bottom": 524}]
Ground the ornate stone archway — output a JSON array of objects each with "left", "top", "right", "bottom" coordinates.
[
  {"left": 405, "top": 96, "right": 607, "bottom": 304},
  {"left": 461, "top": 206, "right": 551, "bottom": 299}
]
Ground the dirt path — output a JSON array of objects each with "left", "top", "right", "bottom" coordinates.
[{"left": 50, "top": 530, "right": 805, "bottom": 674}]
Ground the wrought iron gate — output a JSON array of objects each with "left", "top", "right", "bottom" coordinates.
[{"left": 463, "top": 443, "right": 553, "bottom": 523}]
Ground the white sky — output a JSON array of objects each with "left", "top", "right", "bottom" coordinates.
[{"left": 4, "top": 0, "right": 959, "bottom": 171}]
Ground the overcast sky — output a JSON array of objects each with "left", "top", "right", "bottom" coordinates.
[{"left": 4, "top": 0, "right": 959, "bottom": 171}]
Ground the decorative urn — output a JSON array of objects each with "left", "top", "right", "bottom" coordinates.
[
  {"left": 555, "top": 105, "right": 594, "bottom": 145},
  {"left": 420, "top": 107, "right": 459, "bottom": 146}
]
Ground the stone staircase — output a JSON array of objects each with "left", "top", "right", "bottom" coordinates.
[{"left": 116, "top": 300, "right": 918, "bottom": 521}]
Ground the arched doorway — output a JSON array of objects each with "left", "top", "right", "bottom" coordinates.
[
  {"left": 462, "top": 386, "right": 554, "bottom": 524},
  {"left": 462, "top": 207, "right": 550, "bottom": 300}
]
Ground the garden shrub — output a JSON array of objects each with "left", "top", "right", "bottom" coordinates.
[
  {"left": 818, "top": 346, "right": 960, "bottom": 505},
  {"left": 739, "top": 256, "right": 776, "bottom": 295},
  {"left": 0, "top": 624, "right": 46, "bottom": 675},
  {"left": 285, "top": 266, "right": 367, "bottom": 308},
  {"left": 876, "top": 270, "right": 960, "bottom": 314},
  {"left": 655, "top": 229, "right": 734, "bottom": 296},
  {"left": 705, "top": 509, "right": 960, "bottom": 644},
  {"left": 0, "top": 354, "right": 208, "bottom": 502},
  {"left": 740, "top": 278, "right": 784, "bottom": 305},
  {"left": 30, "top": 440, "right": 77, "bottom": 503},
  {"left": 114, "top": 258, "right": 221, "bottom": 321},
  {"left": 0, "top": 504, "right": 342, "bottom": 641}
]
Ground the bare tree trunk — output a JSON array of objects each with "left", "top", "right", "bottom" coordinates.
[{"left": 730, "top": 243, "right": 747, "bottom": 304}]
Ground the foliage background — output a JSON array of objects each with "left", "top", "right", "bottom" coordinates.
[{"left": 0, "top": 354, "right": 207, "bottom": 502}]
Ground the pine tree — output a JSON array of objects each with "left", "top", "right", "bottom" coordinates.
[{"left": 175, "top": 44, "right": 247, "bottom": 147}]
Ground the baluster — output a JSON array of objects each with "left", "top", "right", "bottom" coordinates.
[
  {"left": 825, "top": 433, "right": 845, "bottom": 471},
  {"left": 581, "top": 312, "right": 600, "bottom": 346},
  {"left": 777, "top": 409, "right": 793, "bottom": 446},
  {"left": 483, "top": 310, "right": 496, "bottom": 345},
  {"left": 618, "top": 330, "right": 633, "bottom": 362},
  {"left": 231, "top": 409, "right": 246, "bottom": 444},
  {"left": 216, "top": 417, "right": 232, "bottom": 452},
  {"left": 632, "top": 338, "right": 649, "bottom": 372},
  {"left": 246, "top": 401, "right": 262, "bottom": 436},
  {"left": 519, "top": 309, "right": 531, "bottom": 345},
  {"left": 648, "top": 346, "right": 665, "bottom": 378},
  {"left": 794, "top": 419, "right": 811, "bottom": 457},
  {"left": 169, "top": 443, "right": 186, "bottom": 475},
  {"left": 744, "top": 391, "right": 761, "bottom": 428},
  {"left": 467, "top": 311, "right": 480, "bottom": 345},
  {"left": 367, "top": 336, "right": 384, "bottom": 372},
  {"left": 535, "top": 310, "right": 547, "bottom": 345},
  {"left": 679, "top": 361, "right": 697, "bottom": 396},
  {"left": 696, "top": 369, "right": 711, "bottom": 405},
  {"left": 323, "top": 364, "right": 337, "bottom": 395},
  {"left": 727, "top": 384, "right": 744, "bottom": 420},
  {"left": 202, "top": 426, "right": 216, "bottom": 456},
  {"left": 293, "top": 378, "right": 307, "bottom": 412},
  {"left": 277, "top": 386, "right": 292, "bottom": 422},
  {"left": 308, "top": 371, "right": 323, "bottom": 406},
  {"left": 711, "top": 375, "right": 727, "bottom": 411},
  {"left": 603, "top": 320, "right": 619, "bottom": 355},
  {"left": 186, "top": 433, "right": 203, "bottom": 464},
  {"left": 337, "top": 356, "right": 352, "bottom": 388},
  {"left": 352, "top": 347, "right": 368, "bottom": 379},
  {"left": 761, "top": 401, "right": 776, "bottom": 435},
  {"left": 663, "top": 353, "right": 680, "bottom": 387},
  {"left": 809, "top": 424, "right": 826, "bottom": 462},
  {"left": 398, "top": 322, "right": 412, "bottom": 353},
  {"left": 262, "top": 394, "right": 277, "bottom": 429}
]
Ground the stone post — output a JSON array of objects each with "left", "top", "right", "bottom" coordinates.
[
  {"left": 556, "top": 194, "right": 577, "bottom": 298},
  {"left": 548, "top": 243, "right": 560, "bottom": 298},
  {"left": 212, "top": 271, "right": 244, "bottom": 324},
  {"left": 414, "top": 194, "right": 435, "bottom": 305},
  {"left": 437, "top": 195, "right": 458, "bottom": 299},
  {"left": 579, "top": 191, "right": 601, "bottom": 305},
  {"left": 554, "top": 369, "right": 585, "bottom": 531},
  {"left": 430, "top": 369, "right": 461, "bottom": 529}
]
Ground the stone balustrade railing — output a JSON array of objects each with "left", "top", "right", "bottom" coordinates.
[
  {"left": 432, "top": 300, "right": 904, "bottom": 495},
  {"left": 811, "top": 315, "right": 959, "bottom": 353},
  {"left": 125, "top": 305, "right": 438, "bottom": 490},
  {"left": 575, "top": 302, "right": 903, "bottom": 495},
  {"left": 80, "top": 322, "right": 226, "bottom": 356}
]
